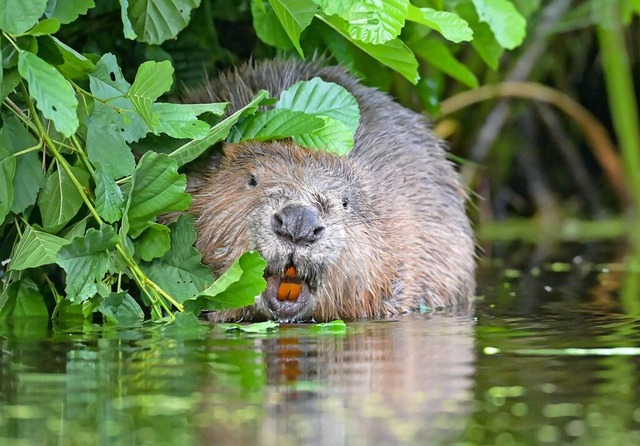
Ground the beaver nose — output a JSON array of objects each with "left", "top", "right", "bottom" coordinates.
[{"left": 272, "top": 204, "right": 325, "bottom": 245}]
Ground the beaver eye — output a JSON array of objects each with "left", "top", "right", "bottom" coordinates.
[
  {"left": 342, "top": 197, "right": 349, "bottom": 209},
  {"left": 247, "top": 174, "right": 258, "bottom": 188}
]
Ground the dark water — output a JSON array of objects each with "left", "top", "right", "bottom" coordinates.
[{"left": 2, "top": 241, "right": 640, "bottom": 445}]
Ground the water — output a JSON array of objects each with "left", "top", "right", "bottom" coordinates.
[{"left": 2, "top": 241, "right": 640, "bottom": 445}]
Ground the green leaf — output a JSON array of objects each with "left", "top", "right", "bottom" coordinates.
[
  {"left": 57, "top": 225, "right": 119, "bottom": 303},
  {"left": 25, "top": 18, "right": 60, "bottom": 36},
  {"left": 0, "top": 148, "right": 16, "bottom": 225},
  {"left": 128, "top": 60, "right": 174, "bottom": 129},
  {"left": 140, "top": 215, "right": 213, "bottom": 302},
  {"left": 218, "top": 321, "right": 279, "bottom": 333},
  {"left": 231, "top": 108, "right": 324, "bottom": 142},
  {"left": 293, "top": 116, "right": 354, "bottom": 155},
  {"left": 94, "top": 164, "right": 125, "bottom": 223},
  {"left": 9, "top": 224, "right": 70, "bottom": 271},
  {"left": 124, "top": 152, "right": 190, "bottom": 237},
  {"left": 252, "top": 0, "right": 295, "bottom": 50},
  {"left": 88, "top": 53, "right": 149, "bottom": 143},
  {"left": 136, "top": 223, "right": 171, "bottom": 261},
  {"left": 119, "top": 0, "right": 137, "bottom": 39},
  {"left": 86, "top": 101, "right": 136, "bottom": 179},
  {"left": 406, "top": 5, "right": 473, "bottom": 43},
  {"left": 310, "top": 319, "right": 347, "bottom": 333},
  {"left": 455, "top": 2, "right": 503, "bottom": 69},
  {"left": 98, "top": 292, "right": 144, "bottom": 324},
  {"left": 38, "top": 165, "right": 89, "bottom": 232},
  {"left": 47, "top": 36, "right": 95, "bottom": 80},
  {"left": 312, "top": 0, "right": 355, "bottom": 16},
  {"left": 0, "top": 279, "right": 48, "bottom": 320},
  {"left": 169, "top": 90, "right": 270, "bottom": 166},
  {"left": 321, "top": 14, "right": 419, "bottom": 84},
  {"left": 276, "top": 77, "right": 360, "bottom": 133},
  {"left": 161, "top": 312, "right": 208, "bottom": 337},
  {"left": 411, "top": 36, "right": 478, "bottom": 88},
  {"left": 45, "top": 0, "right": 95, "bottom": 24},
  {"left": 0, "top": 117, "right": 44, "bottom": 214},
  {"left": 153, "top": 102, "right": 226, "bottom": 139},
  {"left": 470, "top": 0, "right": 526, "bottom": 50},
  {"left": 344, "top": 0, "right": 408, "bottom": 45},
  {"left": 127, "top": 0, "right": 202, "bottom": 45},
  {"left": 18, "top": 51, "right": 79, "bottom": 137},
  {"left": 267, "top": 0, "right": 318, "bottom": 56},
  {"left": 195, "top": 251, "right": 267, "bottom": 311},
  {"left": 0, "top": 0, "right": 48, "bottom": 35},
  {"left": 1, "top": 70, "right": 21, "bottom": 101}
]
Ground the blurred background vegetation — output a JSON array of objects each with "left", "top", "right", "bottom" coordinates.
[{"left": 55, "top": 0, "right": 640, "bottom": 245}]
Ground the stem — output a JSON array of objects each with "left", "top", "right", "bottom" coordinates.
[
  {"left": 596, "top": 3, "right": 640, "bottom": 239},
  {"left": 2, "top": 98, "right": 39, "bottom": 133}
]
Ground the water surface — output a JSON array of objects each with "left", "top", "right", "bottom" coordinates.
[{"left": 2, "top": 241, "right": 640, "bottom": 445}]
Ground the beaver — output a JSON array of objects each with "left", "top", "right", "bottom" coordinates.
[{"left": 185, "top": 59, "right": 476, "bottom": 322}]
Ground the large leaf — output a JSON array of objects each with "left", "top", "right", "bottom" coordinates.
[
  {"left": 140, "top": 215, "right": 213, "bottom": 302},
  {"left": 169, "top": 90, "right": 270, "bottom": 166},
  {"left": 18, "top": 51, "right": 79, "bottom": 137},
  {"left": 9, "top": 224, "right": 70, "bottom": 271},
  {"left": 411, "top": 36, "right": 479, "bottom": 88},
  {"left": 0, "top": 148, "right": 15, "bottom": 225},
  {"left": 135, "top": 223, "right": 170, "bottom": 261},
  {"left": 47, "top": 36, "right": 95, "bottom": 80},
  {"left": 88, "top": 53, "right": 148, "bottom": 143},
  {"left": 293, "top": 116, "right": 354, "bottom": 155},
  {"left": 231, "top": 108, "right": 324, "bottom": 142},
  {"left": 0, "top": 279, "right": 49, "bottom": 321},
  {"left": 470, "top": 0, "right": 526, "bottom": 50},
  {"left": 124, "top": 151, "right": 191, "bottom": 237},
  {"left": 86, "top": 101, "right": 136, "bottom": 179},
  {"left": 44, "top": 0, "right": 95, "bottom": 24},
  {"left": 455, "top": 2, "right": 503, "bottom": 69},
  {"left": 127, "top": 0, "right": 201, "bottom": 44},
  {"left": 0, "top": 0, "right": 48, "bottom": 34},
  {"left": 406, "top": 5, "right": 473, "bottom": 43},
  {"left": 57, "top": 225, "right": 119, "bottom": 303},
  {"left": 94, "top": 164, "right": 125, "bottom": 223},
  {"left": 37, "top": 165, "right": 89, "bottom": 232},
  {"left": 252, "top": 0, "right": 295, "bottom": 50},
  {"left": 267, "top": 0, "right": 318, "bottom": 56},
  {"left": 128, "top": 60, "right": 174, "bottom": 130},
  {"left": 312, "top": 0, "right": 355, "bottom": 16},
  {"left": 276, "top": 77, "right": 360, "bottom": 133},
  {"left": 344, "top": 0, "right": 408, "bottom": 45},
  {"left": 192, "top": 251, "right": 267, "bottom": 311},
  {"left": 321, "top": 14, "right": 419, "bottom": 84},
  {"left": 153, "top": 102, "right": 226, "bottom": 139}
]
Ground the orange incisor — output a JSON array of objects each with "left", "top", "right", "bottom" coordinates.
[{"left": 277, "top": 265, "right": 302, "bottom": 301}]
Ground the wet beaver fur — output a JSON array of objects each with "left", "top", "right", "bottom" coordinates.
[{"left": 185, "top": 59, "right": 475, "bottom": 322}]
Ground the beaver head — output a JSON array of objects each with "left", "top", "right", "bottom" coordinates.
[{"left": 189, "top": 140, "right": 397, "bottom": 322}]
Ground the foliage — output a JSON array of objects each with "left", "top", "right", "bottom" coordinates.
[{"left": 0, "top": 0, "right": 527, "bottom": 326}]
